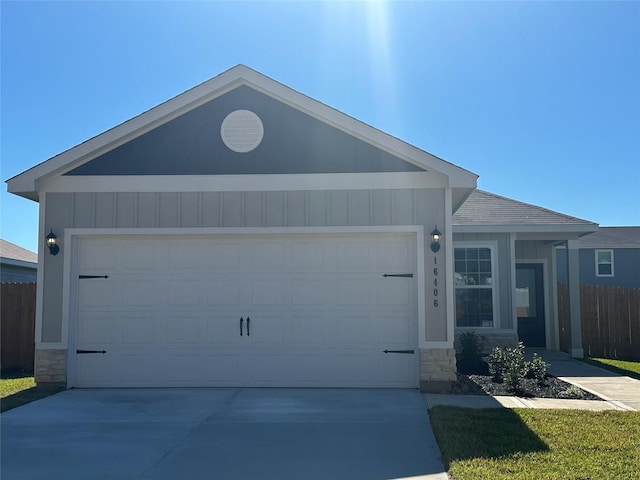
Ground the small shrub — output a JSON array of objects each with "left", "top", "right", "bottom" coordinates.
[
  {"left": 558, "top": 385, "right": 587, "bottom": 399},
  {"left": 526, "top": 354, "right": 549, "bottom": 384},
  {"left": 456, "top": 331, "right": 485, "bottom": 374},
  {"left": 487, "top": 342, "right": 527, "bottom": 393}
]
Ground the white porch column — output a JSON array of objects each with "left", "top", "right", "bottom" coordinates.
[{"left": 567, "top": 240, "right": 584, "bottom": 358}]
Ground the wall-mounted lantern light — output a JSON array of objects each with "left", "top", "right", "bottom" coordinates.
[
  {"left": 430, "top": 226, "right": 441, "bottom": 253},
  {"left": 46, "top": 229, "right": 59, "bottom": 256}
]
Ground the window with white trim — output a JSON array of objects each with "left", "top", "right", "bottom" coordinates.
[
  {"left": 595, "top": 249, "right": 614, "bottom": 277},
  {"left": 454, "top": 245, "right": 496, "bottom": 327}
]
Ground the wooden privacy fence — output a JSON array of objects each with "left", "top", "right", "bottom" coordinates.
[
  {"left": 558, "top": 283, "right": 640, "bottom": 360},
  {"left": 1, "top": 282, "right": 36, "bottom": 371}
]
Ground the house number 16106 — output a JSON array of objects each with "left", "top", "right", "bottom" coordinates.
[{"left": 433, "top": 256, "right": 439, "bottom": 307}]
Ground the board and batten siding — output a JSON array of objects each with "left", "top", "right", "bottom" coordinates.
[{"left": 41, "top": 188, "right": 447, "bottom": 344}]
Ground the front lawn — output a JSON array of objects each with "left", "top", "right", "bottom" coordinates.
[
  {"left": 581, "top": 357, "right": 640, "bottom": 380},
  {"left": 430, "top": 406, "right": 640, "bottom": 480},
  {"left": 0, "top": 371, "right": 64, "bottom": 412}
]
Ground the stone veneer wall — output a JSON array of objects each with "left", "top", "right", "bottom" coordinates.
[
  {"left": 454, "top": 331, "right": 519, "bottom": 355},
  {"left": 419, "top": 348, "right": 456, "bottom": 392},
  {"left": 35, "top": 349, "right": 67, "bottom": 384}
]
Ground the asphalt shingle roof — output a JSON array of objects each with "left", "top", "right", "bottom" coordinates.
[
  {"left": 0, "top": 239, "right": 38, "bottom": 264},
  {"left": 576, "top": 226, "right": 640, "bottom": 248},
  {"left": 454, "top": 190, "right": 596, "bottom": 226}
]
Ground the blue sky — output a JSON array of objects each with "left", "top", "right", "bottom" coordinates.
[{"left": 2, "top": 1, "right": 639, "bottom": 253}]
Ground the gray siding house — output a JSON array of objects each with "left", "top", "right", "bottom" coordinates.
[
  {"left": 6, "top": 65, "right": 597, "bottom": 389},
  {"left": 0, "top": 239, "right": 37, "bottom": 283},
  {"left": 557, "top": 226, "right": 640, "bottom": 288}
]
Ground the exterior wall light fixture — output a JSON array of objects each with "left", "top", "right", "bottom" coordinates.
[
  {"left": 430, "top": 226, "right": 441, "bottom": 253},
  {"left": 46, "top": 229, "right": 59, "bottom": 256}
]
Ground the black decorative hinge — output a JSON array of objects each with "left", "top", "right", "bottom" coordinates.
[
  {"left": 382, "top": 273, "right": 413, "bottom": 278},
  {"left": 79, "top": 275, "right": 109, "bottom": 279},
  {"left": 76, "top": 350, "right": 107, "bottom": 354},
  {"left": 383, "top": 349, "right": 415, "bottom": 354}
]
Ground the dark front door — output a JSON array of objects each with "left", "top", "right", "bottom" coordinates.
[{"left": 516, "top": 263, "right": 546, "bottom": 347}]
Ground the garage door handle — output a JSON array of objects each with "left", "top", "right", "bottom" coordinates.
[
  {"left": 240, "top": 317, "right": 244, "bottom": 336},
  {"left": 77, "top": 350, "right": 107, "bottom": 354},
  {"left": 383, "top": 349, "right": 415, "bottom": 354},
  {"left": 246, "top": 316, "right": 250, "bottom": 336}
]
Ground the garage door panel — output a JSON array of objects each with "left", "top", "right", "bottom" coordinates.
[
  {"left": 167, "top": 315, "right": 201, "bottom": 344},
  {"left": 74, "top": 233, "right": 418, "bottom": 388},
  {"left": 251, "top": 278, "right": 287, "bottom": 305},
  {"left": 207, "top": 280, "right": 241, "bottom": 305},
  {"left": 168, "top": 279, "right": 202, "bottom": 306},
  {"left": 337, "top": 315, "right": 371, "bottom": 343},
  {"left": 289, "top": 313, "right": 325, "bottom": 343},
  {"left": 377, "top": 279, "right": 411, "bottom": 305},
  {"left": 78, "top": 279, "right": 119, "bottom": 307},
  {"left": 78, "top": 241, "right": 119, "bottom": 271},
  {"left": 123, "top": 279, "right": 156, "bottom": 306},
  {"left": 77, "top": 313, "right": 117, "bottom": 344},
  {"left": 377, "top": 313, "right": 411, "bottom": 343},
  {"left": 121, "top": 243, "right": 158, "bottom": 271},
  {"left": 121, "top": 314, "right": 155, "bottom": 344}
]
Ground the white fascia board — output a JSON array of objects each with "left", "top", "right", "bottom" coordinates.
[
  {"left": 40, "top": 171, "right": 447, "bottom": 193},
  {"left": 453, "top": 224, "right": 599, "bottom": 235}
]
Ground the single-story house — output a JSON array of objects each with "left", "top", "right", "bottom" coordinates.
[
  {"left": 557, "top": 226, "right": 640, "bottom": 288},
  {"left": 0, "top": 239, "right": 37, "bottom": 283},
  {"left": 6, "top": 65, "right": 597, "bottom": 389}
]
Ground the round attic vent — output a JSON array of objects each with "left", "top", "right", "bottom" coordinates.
[{"left": 220, "top": 110, "right": 264, "bottom": 153}]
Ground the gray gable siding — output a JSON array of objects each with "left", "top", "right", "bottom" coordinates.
[
  {"left": 0, "top": 264, "right": 37, "bottom": 283},
  {"left": 557, "top": 248, "right": 640, "bottom": 288},
  {"left": 41, "top": 189, "right": 447, "bottom": 343},
  {"left": 65, "top": 86, "right": 425, "bottom": 176}
]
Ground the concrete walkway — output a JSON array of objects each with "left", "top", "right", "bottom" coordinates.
[{"left": 425, "top": 350, "right": 639, "bottom": 411}]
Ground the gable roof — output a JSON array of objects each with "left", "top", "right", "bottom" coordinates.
[
  {"left": 0, "top": 239, "right": 38, "bottom": 266},
  {"left": 6, "top": 65, "right": 477, "bottom": 202},
  {"left": 576, "top": 226, "right": 640, "bottom": 248},
  {"left": 453, "top": 190, "right": 598, "bottom": 234}
]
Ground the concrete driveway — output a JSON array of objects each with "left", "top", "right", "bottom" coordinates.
[{"left": 1, "top": 388, "right": 448, "bottom": 480}]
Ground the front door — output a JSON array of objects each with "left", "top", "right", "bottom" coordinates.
[{"left": 516, "top": 263, "right": 546, "bottom": 347}]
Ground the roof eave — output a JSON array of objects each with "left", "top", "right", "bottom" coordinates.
[{"left": 453, "top": 224, "right": 599, "bottom": 235}]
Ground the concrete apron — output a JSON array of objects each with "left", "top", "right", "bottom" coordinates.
[{"left": 1, "top": 388, "right": 449, "bottom": 480}]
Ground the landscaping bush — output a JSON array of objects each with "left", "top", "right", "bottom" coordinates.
[
  {"left": 487, "top": 342, "right": 528, "bottom": 393},
  {"left": 456, "top": 331, "right": 486, "bottom": 374},
  {"left": 526, "top": 353, "right": 548, "bottom": 384}
]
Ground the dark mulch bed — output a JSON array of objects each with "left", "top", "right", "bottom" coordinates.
[{"left": 451, "top": 372, "right": 601, "bottom": 400}]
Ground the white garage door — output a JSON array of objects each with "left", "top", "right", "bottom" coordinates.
[{"left": 72, "top": 233, "right": 418, "bottom": 388}]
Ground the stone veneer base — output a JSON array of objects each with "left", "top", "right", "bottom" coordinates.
[
  {"left": 35, "top": 349, "right": 67, "bottom": 384},
  {"left": 419, "top": 348, "right": 457, "bottom": 389}
]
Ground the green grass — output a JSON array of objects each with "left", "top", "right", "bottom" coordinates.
[
  {"left": 0, "top": 371, "right": 64, "bottom": 412},
  {"left": 581, "top": 357, "right": 640, "bottom": 380},
  {"left": 430, "top": 406, "right": 640, "bottom": 480}
]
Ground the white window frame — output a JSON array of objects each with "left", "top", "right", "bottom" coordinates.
[
  {"left": 595, "top": 249, "right": 614, "bottom": 277},
  {"left": 453, "top": 241, "right": 499, "bottom": 329}
]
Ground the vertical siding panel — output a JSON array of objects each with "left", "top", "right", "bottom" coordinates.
[
  {"left": 328, "top": 191, "right": 348, "bottom": 226},
  {"left": 285, "top": 192, "right": 305, "bottom": 226},
  {"left": 222, "top": 192, "right": 243, "bottom": 227},
  {"left": 137, "top": 193, "right": 158, "bottom": 227},
  {"left": 201, "top": 192, "right": 221, "bottom": 227},
  {"left": 116, "top": 193, "right": 137, "bottom": 227},
  {"left": 46, "top": 193, "right": 74, "bottom": 231},
  {"left": 244, "top": 192, "right": 264, "bottom": 227},
  {"left": 264, "top": 192, "right": 285, "bottom": 227},
  {"left": 391, "top": 189, "right": 414, "bottom": 225},
  {"left": 159, "top": 192, "right": 179, "bottom": 227},
  {"left": 180, "top": 192, "right": 200, "bottom": 227},
  {"left": 94, "top": 192, "right": 115, "bottom": 228},
  {"left": 348, "top": 190, "right": 370, "bottom": 226},
  {"left": 73, "top": 193, "right": 95, "bottom": 227},
  {"left": 371, "top": 190, "right": 392, "bottom": 225},
  {"left": 307, "top": 191, "right": 327, "bottom": 226}
]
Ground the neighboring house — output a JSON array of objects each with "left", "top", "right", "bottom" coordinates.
[
  {"left": 557, "top": 227, "right": 640, "bottom": 288},
  {"left": 5, "top": 65, "right": 596, "bottom": 389},
  {"left": 0, "top": 239, "right": 37, "bottom": 283}
]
